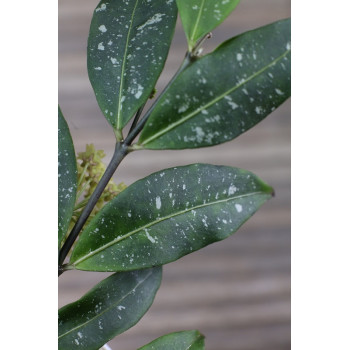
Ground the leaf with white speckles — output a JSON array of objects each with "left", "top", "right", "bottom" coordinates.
[
  {"left": 176, "top": 0, "right": 240, "bottom": 50},
  {"left": 58, "top": 267, "right": 162, "bottom": 350},
  {"left": 138, "top": 18, "right": 291, "bottom": 149},
  {"left": 58, "top": 106, "right": 77, "bottom": 248},
  {"left": 69, "top": 164, "right": 273, "bottom": 272},
  {"left": 88, "top": 0, "right": 177, "bottom": 131},
  {"left": 138, "top": 330, "right": 205, "bottom": 350}
]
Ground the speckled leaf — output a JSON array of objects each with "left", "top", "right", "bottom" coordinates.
[
  {"left": 138, "top": 330, "right": 205, "bottom": 350},
  {"left": 88, "top": 0, "right": 177, "bottom": 131},
  {"left": 58, "top": 106, "right": 77, "bottom": 248},
  {"left": 69, "top": 164, "right": 273, "bottom": 272},
  {"left": 176, "top": 0, "right": 240, "bottom": 50},
  {"left": 58, "top": 267, "right": 162, "bottom": 350},
  {"left": 138, "top": 18, "right": 291, "bottom": 149}
]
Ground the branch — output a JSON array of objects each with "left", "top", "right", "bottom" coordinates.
[{"left": 58, "top": 142, "right": 129, "bottom": 273}]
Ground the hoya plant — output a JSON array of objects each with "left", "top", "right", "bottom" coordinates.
[{"left": 58, "top": 0, "right": 291, "bottom": 349}]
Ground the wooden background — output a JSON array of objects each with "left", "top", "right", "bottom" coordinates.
[{"left": 58, "top": 1, "right": 291, "bottom": 349}]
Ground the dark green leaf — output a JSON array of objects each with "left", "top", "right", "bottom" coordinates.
[
  {"left": 88, "top": 0, "right": 178, "bottom": 131},
  {"left": 69, "top": 164, "right": 273, "bottom": 272},
  {"left": 176, "top": 0, "right": 240, "bottom": 51},
  {"left": 138, "top": 18, "right": 291, "bottom": 149},
  {"left": 58, "top": 267, "right": 162, "bottom": 350},
  {"left": 138, "top": 330, "right": 205, "bottom": 350},
  {"left": 58, "top": 106, "right": 77, "bottom": 248}
]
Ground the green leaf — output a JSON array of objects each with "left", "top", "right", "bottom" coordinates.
[
  {"left": 176, "top": 0, "right": 240, "bottom": 51},
  {"left": 138, "top": 18, "right": 291, "bottom": 150},
  {"left": 69, "top": 164, "right": 273, "bottom": 272},
  {"left": 138, "top": 330, "right": 205, "bottom": 350},
  {"left": 58, "top": 267, "right": 162, "bottom": 350},
  {"left": 87, "top": 0, "right": 178, "bottom": 131},
  {"left": 58, "top": 106, "right": 77, "bottom": 248}
]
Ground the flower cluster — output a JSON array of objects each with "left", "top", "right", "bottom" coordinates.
[{"left": 74, "top": 144, "right": 127, "bottom": 221}]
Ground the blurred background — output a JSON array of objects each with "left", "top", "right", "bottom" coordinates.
[{"left": 58, "top": 1, "right": 291, "bottom": 349}]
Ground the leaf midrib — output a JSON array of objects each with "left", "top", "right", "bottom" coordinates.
[
  {"left": 71, "top": 191, "right": 268, "bottom": 267},
  {"left": 140, "top": 48, "right": 290, "bottom": 146},
  {"left": 116, "top": 0, "right": 140, "bottom": 130},
  {"left": 189, "top": 0, "right": 206, "bottom": 47},
  {"left": 58, "top": 270, "right": 154, "bottom": 340}
]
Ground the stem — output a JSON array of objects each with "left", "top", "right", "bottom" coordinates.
[
  {"left": 58, "top": 142, "right": 129, "bottom": 273},
  {"left": 191, "top": 32, "right": 212, "bottom": 57},
  {"left": 75, "top": 178, "right": 92, "bottom": 202},
  {"left": 77, "top": 161, "right": 89, "bottom": 187},
  {"left": 126, "top": 51, "right": 194, "bottom": 145}
]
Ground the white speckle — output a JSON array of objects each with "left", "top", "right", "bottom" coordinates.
[
  {"left": 108, "top": 40, "right": 113, "bottom": 45},
  {"left": 202, "top": 217, "right": 208, "bottom": 227},
  {"left": 98, "top": 42, "right": 105, "bottom": 50},
  {"left": 99, "top": 25, "right": 107, "bottom": 32},
  {"left": 156, "top": 196, "right": 161, "bottom": 209},
  {"left": 275, "top": 88, "right": 284, "bottom": 95},
  {"left": 228, "top": 185, "right": 237, "bottom": 195},
  {"left": 135, "top": 84, "right": 143, "bottom": 99},
  {"left": 77, "top": 332, "right": 83, "bottom": 339},
  {"left": 94, "top": 66, "right": 102, "bottom": 70},
  {"left": 74, "top": 339, "right": 79, "bottom": 345},
  {"left": 194, "top": 126, "right": 205, "bottom": 142},
  {"left": 192, "top": 5, "right": 199, "bottom": 9},
  {"left": 137, "top": 13, "right": 165, "bottom": 31},
  {"left": 286, "top": 42, "right": 291, "bottom": 50},
  {"left": 145, "top": 229, "right": 156, "bottom": 243},
  {"left": 222, "top": 219, "right": 227, "bottom": 224},
  {"left": 183, "top": 184, "right": 186, "bottom": 190},
  {"left": 110, "top": 57, "right": 118, "bottom": 64},
  {"left": 201, "top": 109, "right": 208, "bottom": 115},
  {"left": 255, "top": 106, "right": 263, "bottom": 114},
  {"left": 228, "top": 101, "right": 238, "bottom": 110},
  {"left": 117, "top": 305, "right": 126, "bottom": 310},
  {"left": 96, "top": 3, "right": 106, "bottom": 12},
  {"left": 178, "top": 104, "right": 189, "bottom": 113},
  {"left": 127, "top": 212, "right": 131, "bottom": 217},
  {"left": 235, "top": 204, "right": 243, "bottom": 212},
  {"left": 236, "top": 53, "right": 243, "bottom": 61}
]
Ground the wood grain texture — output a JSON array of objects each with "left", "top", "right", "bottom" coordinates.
[{"left": 58, "top": 1, "right": 291, "bottom": 349}]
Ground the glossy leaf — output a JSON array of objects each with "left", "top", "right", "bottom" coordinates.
[
  {"left": 69, "top": 164, "right": 273, "bottom": 272},
  {"left": 58, "top": 106, "right": 77, "bottom": 248},
  {"left": 88, "top": 0, "right": 178, "bottom": 131},
  {"left": 138, "top": 330, "right": 205, "bottom": 350},
  {"left": 58, "top": 267, "right": 162, "bottom": 350},
  {"left": 138, "top": 18, "right": 291, "bottom": 150},
  {"left": 176, "top": 0, "right": 240, "bottom": 51}
]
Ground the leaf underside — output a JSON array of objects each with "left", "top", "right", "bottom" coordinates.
[
  {"left": 58, "top": 106, "right": 77, "bottom": 248},
  {"left": 69, "top": 164, "right": 273, "bottom": 272},
  {"left": 58, "top": 267, "right": 162, "bottom": 350},
  {"left": 138, "top": 18, "right": 291, "bottom": 149},
  {"left": 176, "top": 0, "right": 240, "bottom": 50},
  {"left": 138, "top": 330, "right": 205, "bottom": 350},
  {"left": 88, "top": 0, "right": 178, "bottom": 130}
]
